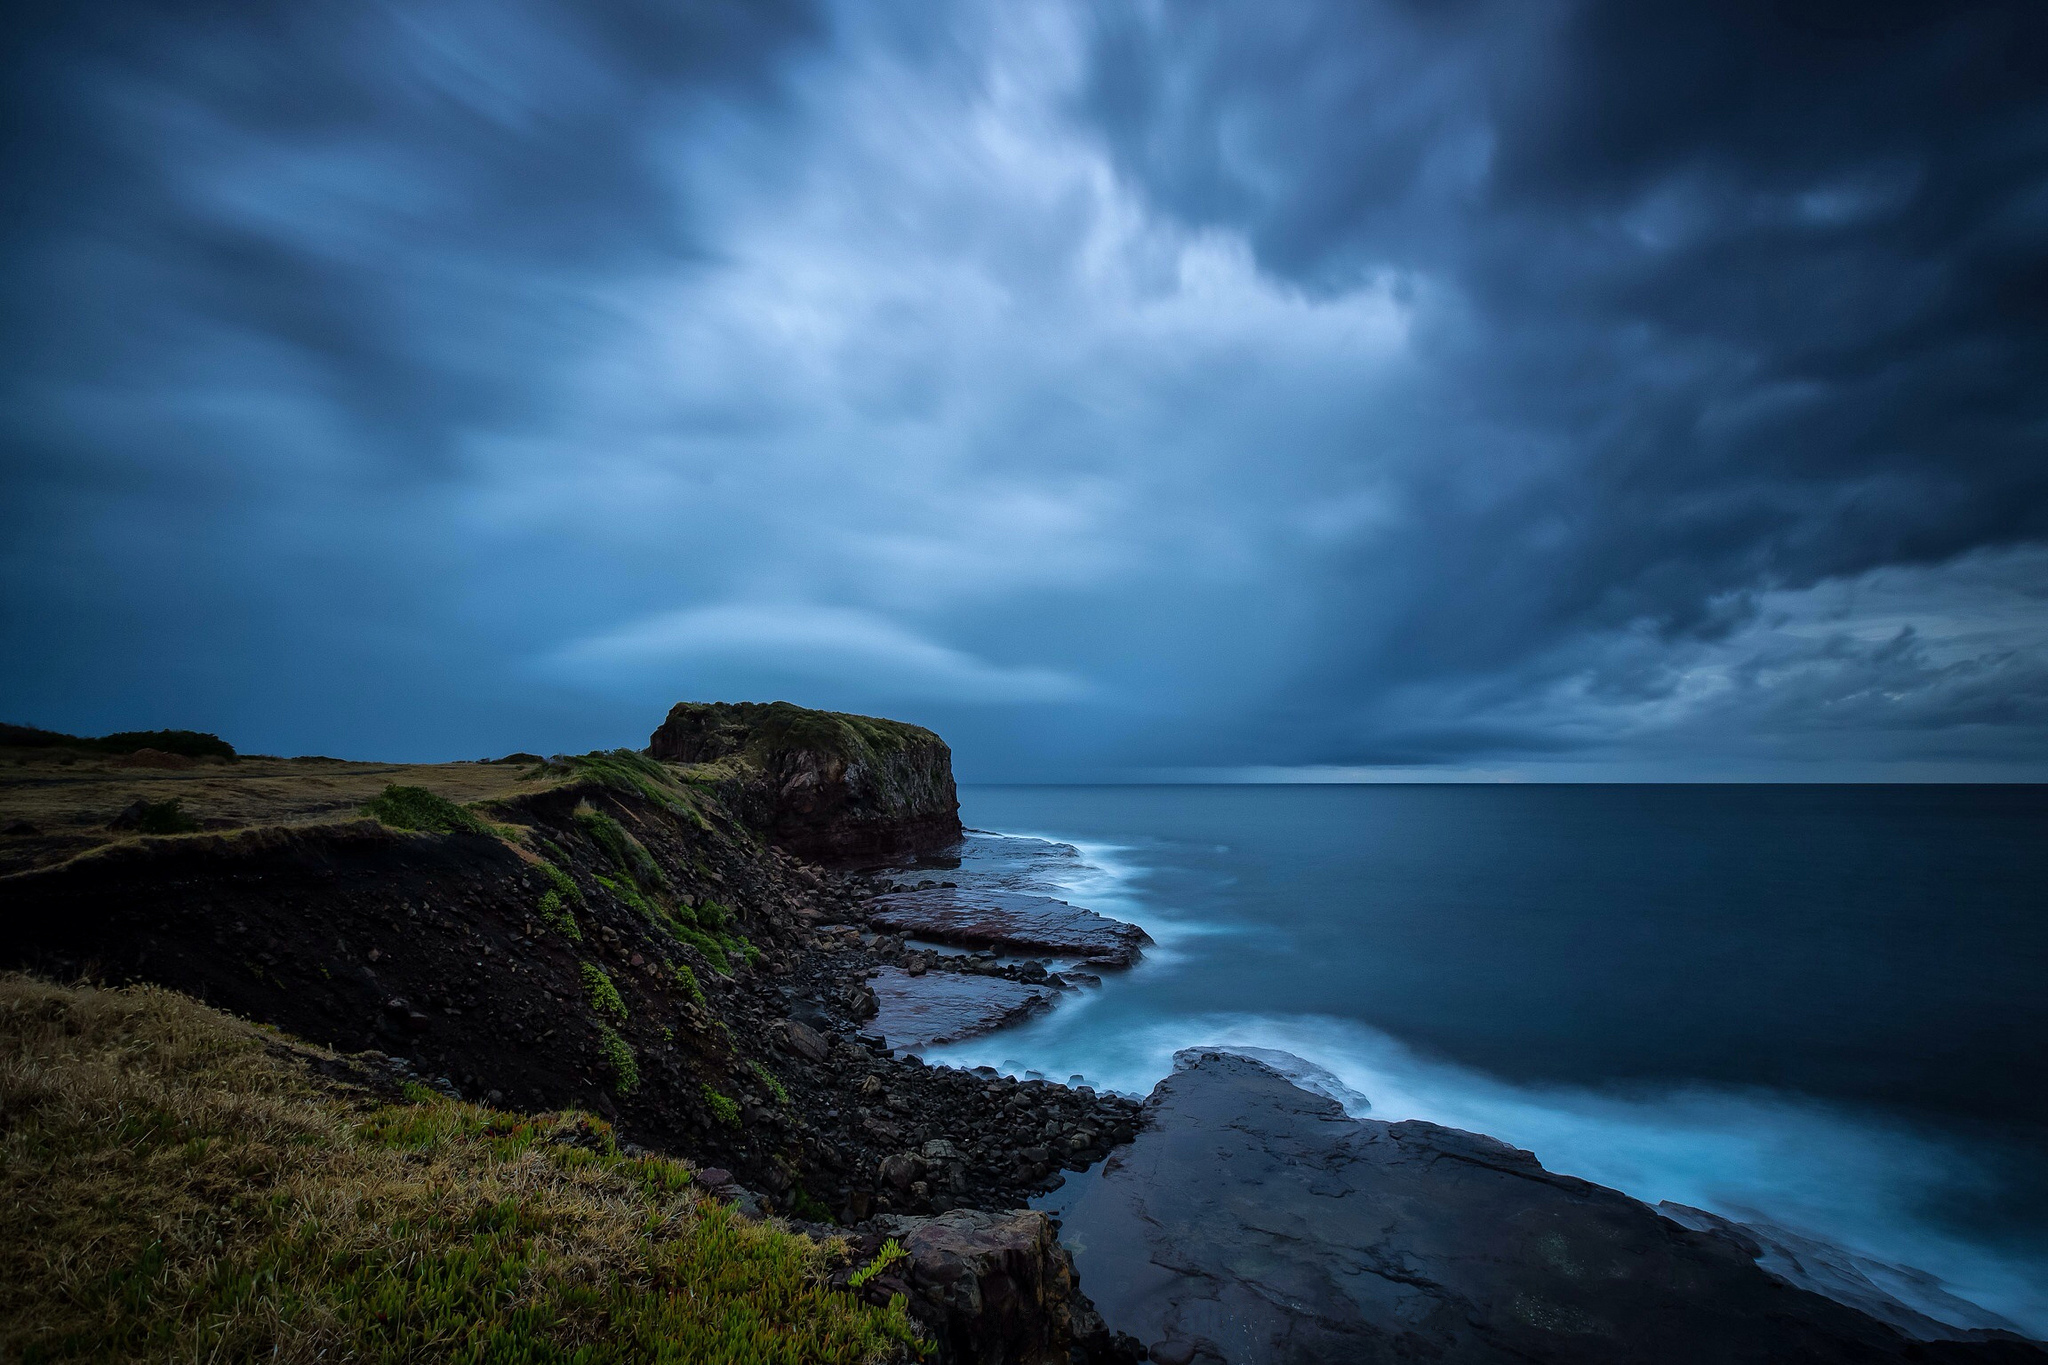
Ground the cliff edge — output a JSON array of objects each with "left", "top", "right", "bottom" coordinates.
[{"left": 649, "top": 701, "right": 962, "bottom": 861}]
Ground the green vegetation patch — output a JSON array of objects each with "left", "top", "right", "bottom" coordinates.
[
  {"left": 539, "top": 860, "right": 583, "bottom": 903},
  {"left": 670, "top": 961, "right": 706, "bottom": 1008},
  {"left": 577, "top": 805, "right": 667, "bottom": 891},
  {"left": 537, "top": 890, "right": 582, "bottom": 942},
  {"left": 0, "top": 723, "right": 236, "bottom": 759},
  {"left": 0, "top": 974, "right": 919, "bottom": 1364},
  {"left": 701, "top": 1086, "right": 741, "bottom": 1129},
  {"left": 596, "top": 1023, "right": 641, "bottom": 1095},
  {"left": 748, "top": 1062, "right": 790, "bottom": 1107},
  {"left": 580, "top": 963, "right": 627, "bottom": 1022},
  {"left": 848, "top": 1240, "right": 908, "bottom": 1289},
  {"left": 362, "top": 784, "right": 492, "bottom": 836},
  {"left": 128, "top": 797, "right": 201, "bottom": 835},
  {"left": 564, "top": 750, "right": 707, "bottom": 826}
]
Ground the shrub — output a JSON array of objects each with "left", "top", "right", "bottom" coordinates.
[
  {"left": 580, "top": 963, "right": 627, "bottom": 1022},
  {"left": 92, "top": 729, "right": 237, "bottom": 760},
  {"left": 671, "top": 961, "right": 707, "bottom": 1007},
  {"left": 361, "top": 785, "right": 490, "bottom": 836},
  {"left": 538, "top": 890, "right": 582, "bottom": 942},
  {"left": 128, "top": 797, "right": 200, "bottom": 835},
  {"left": 539, "top": 859, "right": 583, "bottom": 903},
  {"left": 749, "top": 1061, "right": 790, "bottom": 1106},
  {"left": 1, "top": 724, "right": 238, "bottom": 760},
  {"left": 702, "top": 1086, "right": 741, "bottom": 1129},
  {"left": 597, "top": 875, "right": 660, "bottom": 925},
  {"left": 596, "top": 1024, "right": 641, "bottom": 1095}
]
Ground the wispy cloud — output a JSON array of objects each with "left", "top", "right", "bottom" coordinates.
[{"left": 545, "top": 603, "right": 1090, "bottom": 704}]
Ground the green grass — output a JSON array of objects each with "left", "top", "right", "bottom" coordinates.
[
  {"left": 363, "top": 785, "right": 493, "bottom": 836},
  {"left": 580, "top": 963, "right": 627, "bottom": 1022},
  {"left": 564, "top": 751, "right": 709, "bottom": 828},
  {"left": 597, "top": 874, "right": 660, "bottom": 923},
  {"left": 0, "top": 975, "right": 920, "bottom": 1364},
  {"left": 749, "top": 1062, "right": 791, "bottom": 1107},
  {"left": 576, "top": 806, "right": 667, "bottom": 891},
  {"left": 701, "top": 1087, "right": 741, "bottom": 1129}
]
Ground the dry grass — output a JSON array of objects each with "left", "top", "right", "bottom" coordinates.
[{"left": 0, "top": 975, "right": 919, "bottom": 1363}]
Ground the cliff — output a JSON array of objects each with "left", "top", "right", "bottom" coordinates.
[
  {"left": 0, "top": 716, "right": 1135, "bottom": 1362},
  {"left": 649, "top": 701, "right": 963, "bottom": 861}
]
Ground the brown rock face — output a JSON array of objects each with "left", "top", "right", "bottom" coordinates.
[
  {"left": 876, "top": 1208, "right": 1111, "bottom": 1365},
  {"left": 648, "top": 701, "right": 962, "bottom": 861}
]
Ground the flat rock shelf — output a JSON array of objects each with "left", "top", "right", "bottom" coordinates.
[
  {"left": 1051, "top": 1050, "right": 2047, "bottom": 1365},
  {"left": 867, "top": 888, "right": 1151, "bottom": 967},
  {"left": 868, "top": 965, "right": 1056, "bottom": 1051}
]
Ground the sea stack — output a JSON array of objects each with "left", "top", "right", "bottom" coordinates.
[{"left": 649, "top": 700, "right": 963, "bottom": 861}]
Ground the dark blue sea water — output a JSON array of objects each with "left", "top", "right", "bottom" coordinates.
[{"left": 903, "top": 784, "right": 2048, "bottom": 1334}]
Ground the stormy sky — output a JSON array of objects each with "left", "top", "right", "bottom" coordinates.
[{"left": 4, "top": 0, "right": 2045, "bottom": 779}]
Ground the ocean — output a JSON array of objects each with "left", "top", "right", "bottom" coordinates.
[{"left": 898, "top": 784, "right": 2048, "bottom": 1335}]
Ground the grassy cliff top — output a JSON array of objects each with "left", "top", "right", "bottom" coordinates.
[
  {"left": 0, "top": 748, "right": 557, "bottom": 874},
  {"left": 0, "top": 974, "right": 918, "bottom": 1363},
  {"left": 651, "top": 702, "right": 945, "bottom": 769}
]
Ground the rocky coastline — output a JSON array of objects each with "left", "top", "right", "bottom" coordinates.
[{"left": 3, "top": 705, "right": 2042, "bottom": 1363}]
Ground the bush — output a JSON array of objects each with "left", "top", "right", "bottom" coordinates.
[
  {"left": 538, "top": 889, "right": 582, "bottom": 942},
  {"left": 539, "top": 859, "right": 582, "bottom": 901},
  {"left": 596, "top": 1023, "right": 641, "bottom": 1095},
  {"left": 702, "top": 1086, "right": 741, "bottom": 1129},
  {"left": 111, "top": 796, "right": 201, "bottom": 835},
  {"left": 581, "top": 963, "right": 627, "bottom": 1022},
  {"left": 92, "top": 729, "right": 237, "bottom": 760},
  {"left": 749, "top": 1061, "right": 790, "bottom": 1106},
  {"left": 671, "top": 961, "right": 706, "bottom": 1008},
  {"left": 0, "top": 724, "right": 236, "bottom": 759},
  {"left": 361, "top": 785, "right": 490, "bottom": 836}
]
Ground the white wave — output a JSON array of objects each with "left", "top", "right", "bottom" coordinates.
[{"left": 928, "top": 1008, "right": 2048, "bottom": 1337}]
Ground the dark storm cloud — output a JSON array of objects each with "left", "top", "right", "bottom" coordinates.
[
  {"left": 1, "top": 0, "right": 2043, "bottom": 776},
  {"left": 1077, "top": 0, "right": 2048, "bottom": 768}
]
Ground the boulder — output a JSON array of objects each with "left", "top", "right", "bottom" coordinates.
[
  {"left": 1054, "top": 1050, "right": 2047, "bottom": 1365},
  {"left": 877, "top": 1208, "right": 1113, "bottom": 1365}
]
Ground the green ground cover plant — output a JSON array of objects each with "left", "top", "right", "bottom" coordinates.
[
  {"left": 702, "top": 1086, "right": 741, "bottom": 1129},
  {"left": 596, "top": 1023, "right": 641, "bottom": 1095},
  {"left": 580, "top": 963, "right": 627, "bottom": 1022},
  {"left": 362, "top": 784, "right": 492, "bottom": 836},
  {"left": 750, "top": 1061, "right": 791, "bottom": 1107},
  {"left": 0, "top": 974, "right": 919, "bottom": 1363}
]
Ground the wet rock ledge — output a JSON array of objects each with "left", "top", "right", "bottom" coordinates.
[{"left": 1054, "top": 1050, "right": 2047, "bottom": 1365}]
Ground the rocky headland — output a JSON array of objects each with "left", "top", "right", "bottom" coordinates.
[
  {"left": 648, "top": 700, "right": 963, "bottom": 860},
  {"left": 2, "top": 705, "right": 2040, "bottom": 1363}
]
